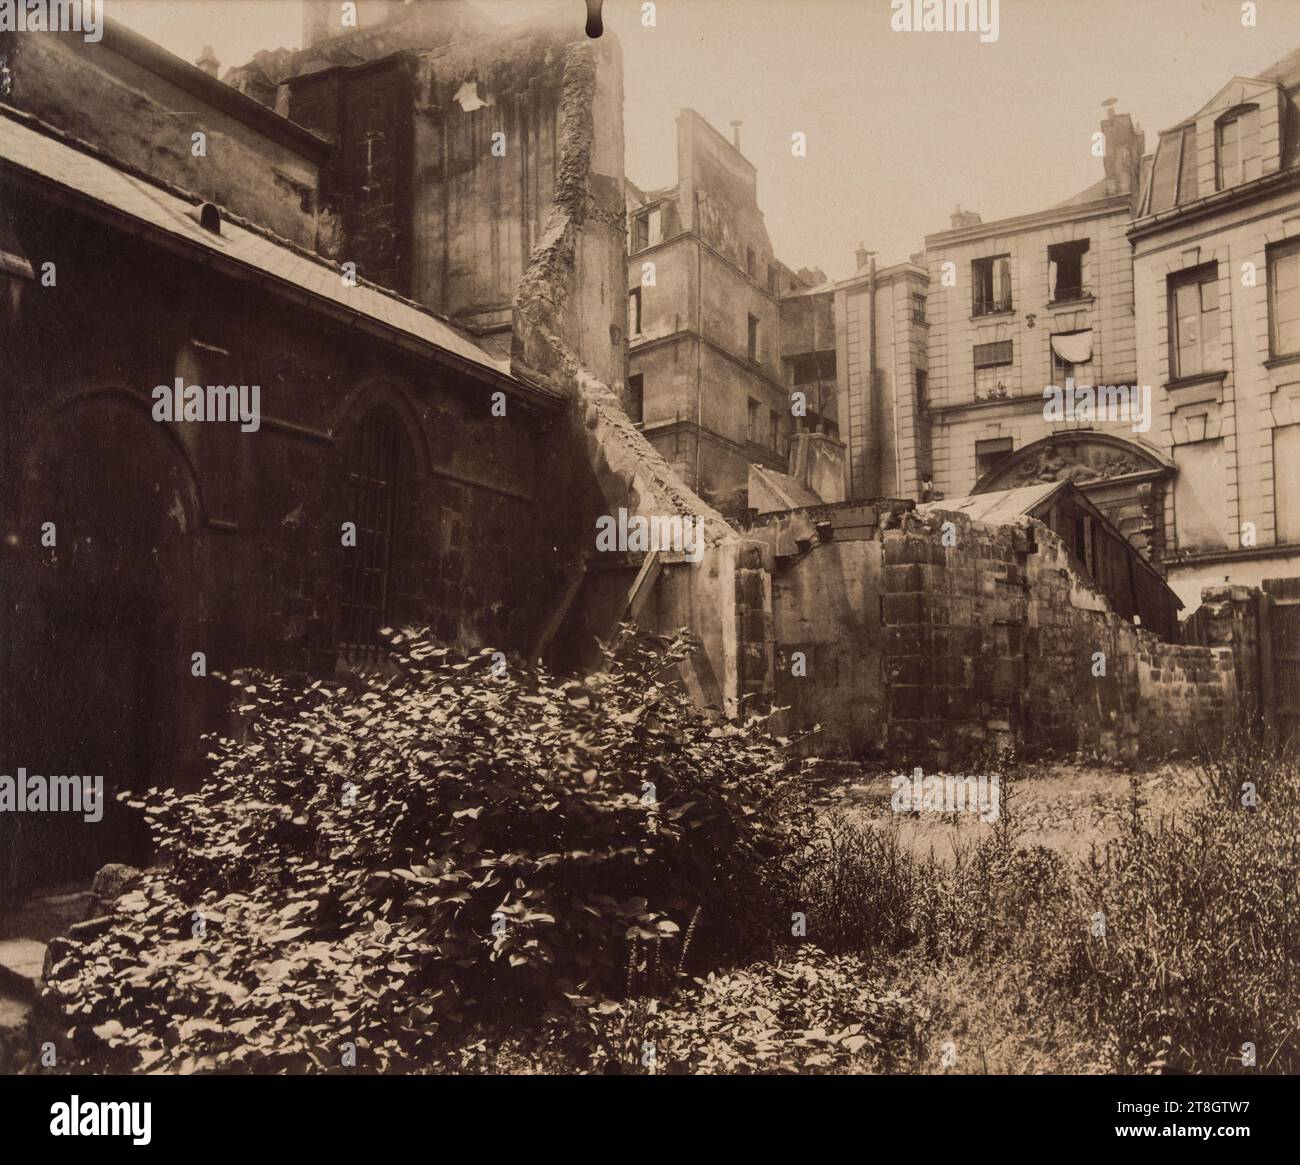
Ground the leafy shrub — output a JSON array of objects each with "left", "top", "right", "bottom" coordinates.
[
  {"left": 41, "top": 629, "right": 811, "bottom": 1073},
  {"left": 588, "top": 950, "right": 927, "bottom": 1074}
]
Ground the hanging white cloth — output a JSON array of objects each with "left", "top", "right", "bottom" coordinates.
[{"left": 1051, "top": 330, "right": 1094, "bottom": 365}]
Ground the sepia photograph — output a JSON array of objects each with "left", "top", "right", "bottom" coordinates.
[{"left": 0, "top": 0, "right": 1296, "bottom": 1143}]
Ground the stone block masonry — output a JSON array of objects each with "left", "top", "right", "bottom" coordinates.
[{"left": 750, "top": 501, "right": 1239, "bottom": 765}]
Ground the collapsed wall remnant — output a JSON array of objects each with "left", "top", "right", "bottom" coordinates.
[
  {"left": 747, "top": 497, "right": 1241, "bottom": 764},
  {"left": 501, "top": 25, "right": 773, "bottom": 715}
]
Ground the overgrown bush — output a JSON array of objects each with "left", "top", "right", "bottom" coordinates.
[
  {"left": 587, "top": 950, "right": 927, "bottom": 1074},
  {"left": 41, "top": 629, "right": 811, "bottom": 1073}
]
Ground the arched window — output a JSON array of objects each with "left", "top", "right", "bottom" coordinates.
[{"left": 339, "top": 408, "right": 407, "bottom": 661}]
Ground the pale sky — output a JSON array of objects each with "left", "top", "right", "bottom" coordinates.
[{"left": 110, "top": 0, "right": 1300, "bottom": 279}]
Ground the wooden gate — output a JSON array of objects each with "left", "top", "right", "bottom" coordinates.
[{"left": 1264, "top": 578, "right": 1300, "bottom": 744}]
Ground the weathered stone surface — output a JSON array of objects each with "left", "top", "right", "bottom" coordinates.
[{"left": 0, "top": 939, "right": 47, "bottom": 999}]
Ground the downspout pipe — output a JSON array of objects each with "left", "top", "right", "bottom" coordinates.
[{"left": 867, "top": 253, "right": 877, "bottom": 496}]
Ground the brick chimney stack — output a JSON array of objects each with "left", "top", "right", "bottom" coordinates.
[
  {"left": 950, "top": 205, "right": 982, "bottom": 229},
  {"left": 1101, "top": 102, "right": 1145, "bottom": 205}
]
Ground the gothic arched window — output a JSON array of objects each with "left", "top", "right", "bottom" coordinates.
[{"left": 339, "top": 407, "right": 407, "bottom": 661}]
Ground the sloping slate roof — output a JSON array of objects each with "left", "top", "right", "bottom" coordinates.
[
  {"left": 1047, "top": 176, "right": 1110, "bottom": 211},
  {"left": 915, "top": 481, "right": 1064, "bottom": 525},
  {"left": 0, "top": 107, "right": 510, "bottom": 379},
  {"left": 1141, "top": 46, "right": 1300, "bottom": 217}
]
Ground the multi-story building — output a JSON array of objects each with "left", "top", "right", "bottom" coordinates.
[
  {"left": 628, "top": 110, "right": 933, "bottom": 514},
  {"left": 1130, "top": 48, "right": 1300, "bottom": 606},
  {"left": 922, "top": 109, "right": 1161, "bottom": 556},
  {"left": 625, "top": 110, "right": 827, "bottom": 515},
  {"left": 824, "top": 251, "right": 929, "bottom": 501}
]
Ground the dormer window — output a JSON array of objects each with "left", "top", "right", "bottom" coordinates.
[{"left": 1216, "top": 105, "right": 1260, "bottom": 190}]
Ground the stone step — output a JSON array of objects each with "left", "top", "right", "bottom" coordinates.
[{"left": 0, "top": 938, "right": 48, "bottom": 1000}]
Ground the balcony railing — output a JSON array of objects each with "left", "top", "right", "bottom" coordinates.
[
  {"left": 1049, "top": 284, "right": 1092, "bottom": 304},
  {"left": 972, "top": 297, "right": 1013, "bottom": 317}
]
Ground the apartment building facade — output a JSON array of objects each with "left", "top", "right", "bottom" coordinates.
[
  {"left": 782, "top": 253, "right": 929, "bottom": 502},
  {"left": 1130, "top": 50, "right": 1300, "bottom": 607},
  {"left": 625, "top": 110, "right": 833, "bottom": 515},
  {"left": 922, "top": 110, "right": 1163, "bottom": 556}
]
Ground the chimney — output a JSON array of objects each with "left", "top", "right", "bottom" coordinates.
[
  {"left": 950, "top": 204, "right": 982, "bottom": 229},
  {"left": 195, "top": 45, "right": 219, "bottom": 77},
  {"left": 855, "top": 241, "right": 870, "bottom": 271},
  {"left": 1100, "top": 101, "right": 1145, "bottom": 206},
  {"left": 302, "top": 0, "right": 334, "bottom": 49},
  {"left": 730, "top": 119, "right": 742, "bottom": 150}
]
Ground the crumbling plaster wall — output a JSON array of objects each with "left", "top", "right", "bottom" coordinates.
[
  {"left": 405, "top": 13, "right": 624, "bottom": 392},
  {"left": 2, "top": 30, "right": 323, "bottom": 248},
  {"left": 506, "top": 28, "right": 771, "bottom": 715}
]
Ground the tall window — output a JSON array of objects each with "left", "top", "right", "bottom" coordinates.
[
  {"left": 1216, "top": 106, "right": 1260, "bottom": 190},
  {"left": 1268, "top": 238, "right": 1300, "bottom": 359},
  {"left": 626, "top": 373, "right": 644, "bottom": 426},
  {"left": 1169, "top": 265, "right": 1220, "bottom": 379},
  {"left": 972, "top": 255, "right": 1012, "bottom": 316},
  {"left": 768, "top": 408, "right": 779, "bottom": 453},
  {"left": 339, "top": 409, "right": 405, "bottom": 659},
  {"left": 631, "top": 214, "right": 648, "bottom": 252},
  {"left": 1047, "top": 240, "right": 1089, "bottom": 302},
  {"left": 1051, "top": 330, "right": 1093, "bottom": 385},
  {"left": 747, "top": 398, "right": 763, "bottom": 445},
  {"left": 973, "top": 339, "right": 1014, "bottom": 400},
  {"left": 915, "top": 368, "right": 929, "bottom": 410},
  {"left": 628, "top": 286, "right": 642, "bottom": 337},
  {"left": 747, "top": 313, "right": 761, "bottom": 361},
  {"left": 911, "top": 293, "right": 927, "bottom": 324}
]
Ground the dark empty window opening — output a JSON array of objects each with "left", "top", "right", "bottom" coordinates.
[
  {"left": 975, "top": 436, "right": 1014, "bottom": 481},
  {"left": 627, "top": 373, "right": 644, "bottom": 426},
  {"left": 339, "top": 410, "right": 405, "bottom": 661},
  {"left": 747, "top": 313, "right": 760, "bottom": 361},
  {"left": 747, "top": 398, "right": 763, "bottom": 445},
  {"left": 628, "top": 286, "right": 643, "bottom": 337},
  {"left": 972, "top": 255, "right": 1012, "bottom": 316},
  {"left": 632, "top": 213, "right": 649, "bottom": 252},
  {"left": 1048, "top": 240, "right": 1090, "bottom": 302},
  {"left": 746, "top": 247, "right": 756, "bottom": 278}
]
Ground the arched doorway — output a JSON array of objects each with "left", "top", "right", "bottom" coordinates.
[
  {"left": 974, "top": 432, "right": 1175, "bottom": 561},
  {"left": 3, "top": 392, "right": 201, "bottom": 892}
]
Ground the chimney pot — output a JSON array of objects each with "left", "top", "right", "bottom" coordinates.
[{"left": 730, "top": 119, "right": 742, "bottom": 150}]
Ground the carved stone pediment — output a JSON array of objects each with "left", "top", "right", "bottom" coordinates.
[{"left": 999, "top": 442, "right": 1148, "bottom": 488}]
